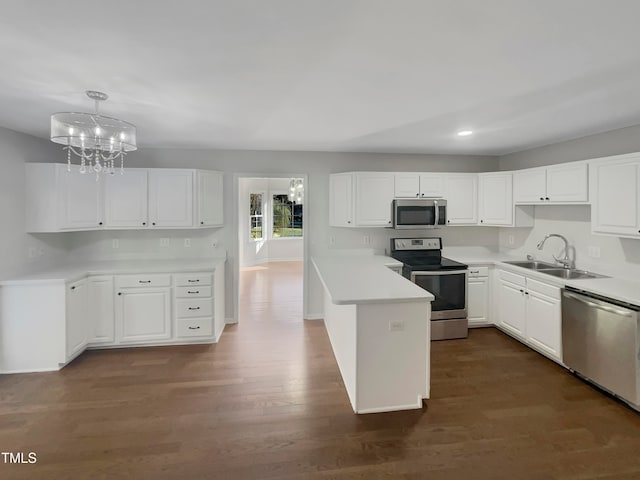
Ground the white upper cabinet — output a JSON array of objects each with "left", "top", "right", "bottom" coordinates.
[
  {"left": 148, "top": 170, "right": 194, "bottom": 228},
  {"left": 197, "top": 170, "right": 224, "bottom": 227},
  {"left": 355, "top": 173, "right": 394, "bottom": 226},
  {"left": 329, "top": 173, "right": 354, "bottom": 227},
  {"left": 26, "top": 163, "right": 102, "bottom": 232},
  {"left": 445, "top": 174, "right": 477, "bottom": 225},
  {"left": 513, "top": 162, "right": 588, "bottom": 204},
  {"left": 26, "top": 164, "right": 224, "bottom": 232},
  {"left": 478, "top": 173, "right": 513, "bottom": 226},
  {"left": 57, "top": 165, "right": 103, "bottom": 230},
  {"left": 591, "top": 155, "right": 640, "bottom": 238},
  {"left": 394, "top": 173, "right": 444, "bottom": 198},
  {"left": 104, "top": 169, "right": 149, "bottom": 228}
]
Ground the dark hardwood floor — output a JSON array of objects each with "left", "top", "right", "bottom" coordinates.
[{"left": 2, "top": 261, "right": 640, "bottom": 479}]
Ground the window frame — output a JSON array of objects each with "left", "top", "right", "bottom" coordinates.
[
  {"left": 249, "top": 191, "right": 265, "bottom": 242},
  {"left": 271, "top": 191, "right": 303, "bottom": 240}
]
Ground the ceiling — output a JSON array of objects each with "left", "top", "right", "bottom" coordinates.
[{"left": 2, "top": 0, "right": 640, "bottom": 155}]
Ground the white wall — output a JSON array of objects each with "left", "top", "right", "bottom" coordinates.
[
  {"left": 238, "top": 177, "right": 304, "bottom": 267},
  {"left": 499, "top": 125, "right": 640, "bottom": 279},
  {"left": 0, "top": 127, "right": 68, "bottom": 280}
]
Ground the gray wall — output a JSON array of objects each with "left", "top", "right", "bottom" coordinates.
[
  {"left": 0, "top": 127, "right": 67, "bottom": 279},
  {"left": 102, "top": 148, "right": 500, "bottom": 319},
  {"left": 499, "top": 124, "right": 640, "bottom": 170}
]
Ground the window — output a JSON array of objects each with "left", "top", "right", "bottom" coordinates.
[
  {"left": 249, "top": 193, "right": 263, "bottom": 240},
  {"left": 272, "top": 194, "right": 303, "bottom": 238}
]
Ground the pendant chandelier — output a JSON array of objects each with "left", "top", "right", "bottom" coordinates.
[
  {"left": 50, "top": 90, "right": 137, "bottom": 175},
  {"left": 289, "top": 178, "right": 304, "bottom": 204}
]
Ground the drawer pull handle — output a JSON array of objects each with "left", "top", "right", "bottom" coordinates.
[
  {"left": 139, "top": 280, "right": 151, "bottom": 284},
  {"left": 188, "top": 307, "right": 201, "bottom": 311},
  {"left": 188, "top": 279, "right": 200, "bottom": 283},
  {"left": 188, "top": 291, "right": 200, "bottom": 294},
  {"left": 470, "top": 270, "right": 479, "bottom": 274},
  {"left": 188, "top": 326, "right": 201, "bottom": 330}
]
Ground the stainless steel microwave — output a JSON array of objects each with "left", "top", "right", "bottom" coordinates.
[{"left": 392, "top": 199, "right": 447, "bottom": 229}]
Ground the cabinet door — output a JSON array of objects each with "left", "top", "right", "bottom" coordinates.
[
  {"left": 329, "top": 174, "right": 354, "bottom": 227},
  {"left": 445, "top": 174, "right": 477, "bottom": 225},
  {"left": 116, "top": 287, "right": 171, "bottom": 343},
  {"left": 58, "top": 165, "right": 102, "bottom": 229},
  {"left": 546, "top": 162, "right": 588, "bottom": 202},
  {"left": 104, "top": 169, "right": 148, "bottom": 228},
  {"left": 148, "top": 170, "right": 194, "bottom": 227},
  {"left": 355, "top": 173, "right": 394, "bottom": 226},
  {"left": 419, "top": 174, "right": 445, "bottom": 198},
  {"left": 394, "top": 174, "right": 420, "bottom": 198},
  {"left": 66, "top": 278, "right": 89, "bottom": 359},
  {"left": 197, "top": 171, "right": 223, "bottom": 227},
  {"left": 513, "top": 168, "right": 546, "bottom": 203},
  {"left": 468, "top": 276, "right": 489, "bottom": 326},
  {"left": 497, "top": 279, "right": 526, "bottom": 339},
  {"left": 591, "top": 159, "right": 640, "bottom": 237},
  {"left": 525, "top": 290, "right": 561, "bottom": 360},
  {"left": 478, "top": 173, "right": 513, "bottom": 226},
  {"left": 88, "top": 276, "right": 115, "bottom": 344}
]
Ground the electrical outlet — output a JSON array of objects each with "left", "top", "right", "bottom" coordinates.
[
  {"left": 329, "top": 236, "right": 335, "bottom": 246},
  {"left": 211, "top": 239, "right": 218, "bottom": 248},
  {"left": 160, "top": 238, "right": 170, "bottom": 248},
  {"left": 508, "top": 234, "right": 515, "bottom": 246},
  {"left": 184, "top": 238, "right": 191, "bottom": 248},
  {"left": 363, "top": 235, "right": 370, "bottom": 245},
  {"left": 112, "top": 239, "right": 119, "bottom": 249},
  {"left": 588, "top": 246, "right": 601, "bottom": 258},
  {"left": 389, "top": 319, "right": 405, "bottom": 332}
]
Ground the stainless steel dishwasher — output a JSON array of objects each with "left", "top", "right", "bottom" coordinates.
[{"left": 562, "top": 286, "right": 640, "bottom": 410}]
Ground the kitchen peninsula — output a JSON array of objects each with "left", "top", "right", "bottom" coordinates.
[{"left": 312, "top": 254, "right": 434, "bottom": 414}]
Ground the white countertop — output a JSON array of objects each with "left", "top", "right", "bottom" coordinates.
[
  {"left": 0, "top": 257, "right": 227, "bottom": 286},
  {"left": 441, "top": 248, "right": 640, "bottom": 307},
  {"left": 313, "top": 255, "right": 434, "bottom": 305}
]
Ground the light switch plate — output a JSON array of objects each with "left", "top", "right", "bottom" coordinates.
[
  {"left": 389, "top": 319, "right": 405, "bottom": 332},
  {"left": 184, "top": 238, "right": 191, "bottom": 248}
]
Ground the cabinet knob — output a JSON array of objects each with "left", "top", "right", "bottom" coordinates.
[
  {"left": 388, "top": 220, "right": 391, "bottom": 224},
  {"left": 200, "top": 221, "right": 204, "bottom": 225},
  {"left": 70, "top": 285, "right": 76, "bottom": 290},
  {"left": 421, "top": 193, "right": 425, "bottom": 197},
  {"left": 118, "top": 292, "right": 122, "bottom": 296},
  {"left": 540, "top": 197, "right": 544, "bottom": 201},
  {"left": 525, "top": 291, "right": 529, "bottom": 295},
  {"left": 545, "top": 197, "right": 550, "bottom": 201},
  {"left": 347, "top": 221, "right": 351, "bottom": 224},
  {"left": 99, "top": 222, "right": 103, "bottom": 225},
  {"left": 142, "top": 222, "right": 146, "bottom": 226},
  {"left": 416, "top": 193, "right": 419, "bottom": 197},
  {"left": 480, "top": 220, "right": 484, "bottom": 223},
  {"left": 519, "top": 289, "right": 524, "bottom": 293},
  {"left": 447, "top": 220, "right": 450, "bottom": 223},
  {"left": 152, "top": 222, "right": 156, "bottom": 226}
]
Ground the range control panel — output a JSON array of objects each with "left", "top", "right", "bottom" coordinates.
[{"left": 392, "top": 238, "right": 441, "bottom": 251}]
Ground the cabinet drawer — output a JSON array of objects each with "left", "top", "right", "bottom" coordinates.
[
  {"left": 115, "top": 274, "right": 171, "bottom": 289},
  {"left": 175, "top": 286, "right": 212, "bottom": 298},
  {"left": 468, "top": 266, "right": 489, "bottom": 278},
  {"left": 526, "top": 278, "right": 560, "bottom": 299},
  {"left": 176, "top": 298, "right": 213, "bottom": 318},
  {"left": 176, "top": 317, "right": 213, "bottom": 337},
  {"left": 499, "top": 269, "right": 526, "bottom": 287},
  {"left": 174, "top": 273, "right": 212, "bottom": 287}
]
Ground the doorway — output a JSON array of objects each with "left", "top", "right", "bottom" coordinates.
[{"left": 236, "top": 176, "right": 306, "bottom": 326}]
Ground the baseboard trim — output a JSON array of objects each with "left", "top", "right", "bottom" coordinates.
[
  {"left": 304, "top": 313, "right": 324, "bottom": 320},
  {"left": 225, "top": 317, "right": 238, "bottom": 324},
  {"left": 241, "top": 257, "right": 303, "bottom": 267}
]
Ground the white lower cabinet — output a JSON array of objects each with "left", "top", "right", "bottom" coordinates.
[
  {"left": 174, "top": 272, "right": 215, "bottom": 338},
  {"left": 66, "top": 278, "right": 89, "bottom": 360},
  {"left": 88, "top": 276, "right": 115, "bottom": 345},
  {"left": 497, "top": 270, "right": 562, "bottom": 362},
  {"left": 467, "top": 266, "right": 490, "bottom": 326},
  {"left": 116, "top": 287, "right": 172, "bottom": 343}
]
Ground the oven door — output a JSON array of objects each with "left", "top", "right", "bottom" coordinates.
[
  {"left": 393, "top": 200, "right": 446, "bottom": 229},
  {"left": 410, "top": 270, "right": 467, "bottom": 320}
]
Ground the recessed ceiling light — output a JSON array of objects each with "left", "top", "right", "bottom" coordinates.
[{"left": 457, "top": 130, "right": 473, "bottom": 137}]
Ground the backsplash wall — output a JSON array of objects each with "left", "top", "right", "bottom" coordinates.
[{"left": 499, "top": 205, "right": 640, "bottom": 279}]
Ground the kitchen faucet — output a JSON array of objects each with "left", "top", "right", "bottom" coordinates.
[{"left": 536, "top": 234, "right": 573, "bottom": 269}]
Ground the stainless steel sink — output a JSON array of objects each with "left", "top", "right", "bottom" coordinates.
[
  {"left": 502, "top": 260, "right": 556, "bottom": 270},
  {"left": 536, "top": 268, "right": 602, "bottom": 280}
]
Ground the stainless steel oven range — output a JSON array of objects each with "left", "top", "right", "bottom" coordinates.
[{"left": 390, "top": 237, "right": 468, "bottom": 340}]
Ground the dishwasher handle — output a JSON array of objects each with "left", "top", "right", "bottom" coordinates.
[{"left": 563, "top": 291, "right": 636, "bottom": 318}]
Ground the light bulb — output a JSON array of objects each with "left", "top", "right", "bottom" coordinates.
[
  {"left": 68, "top": 127, "right": 75, "bottom": 135},
  {"left": 95, "top": 126, "right": 101, "bottom": 136},
  {"left": 119, "top": 132, "right": 126, "bottom": 141}
]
